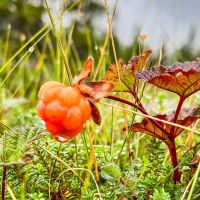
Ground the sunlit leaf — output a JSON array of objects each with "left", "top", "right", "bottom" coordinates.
[
  {"left": 136, "top": 58, "right": 200, "bottom": 99},
  {"left": 103, "top": 50, "right": 152, "bottom": 92},
  {"left": 104, "top": 60, "right": 128, "bottom": 91},
  {"left": 127, "top": 49, "right": 152, "bottom": 72}
]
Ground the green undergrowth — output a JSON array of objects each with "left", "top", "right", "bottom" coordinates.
[{"left": 0, "top": 105, "right": 199, "bottom": 199}]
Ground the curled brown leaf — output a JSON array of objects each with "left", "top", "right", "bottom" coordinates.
[
  {"left": 89, "top": 100, "right": 101, "bottom": 125},
  {"left": 73, "top": 57, "right": 93, "bottom": 86},
  {"left": 77, "top": 81, "right": 114, "bottom": 100}
]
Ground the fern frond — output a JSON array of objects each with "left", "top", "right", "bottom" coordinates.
[{"left": 0, "top": 126, "right": 47, "bottom": 166}]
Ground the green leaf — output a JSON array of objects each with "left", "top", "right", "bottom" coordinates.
[{"left": 101, "top": 163, "right": 121, "bottom": 182}]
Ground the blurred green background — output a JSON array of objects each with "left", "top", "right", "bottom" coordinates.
[
  {"left": 1, "top": 0, "right": 200, "bottom": 112},
  {"left": 1, "top": 0, "right": 200, "bottom": 64}
]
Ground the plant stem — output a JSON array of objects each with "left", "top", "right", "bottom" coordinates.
[
  {"left": 106, "top": 95, "right": 142, "bottom": 110},
  {"left": 106, "top": 95, "right": 169, "bottom": 136},
  {"left": 132, "top": 81, "right": 141, "bottom": 104},
  {"left": 167, "top": 139, "right": 181, "bottom": 183},
  {"left": 170, "top": 96, "right": 184, "bottom": 137},
  {"left": 1, "top": 166, "right": 7, "bottom": 200}
]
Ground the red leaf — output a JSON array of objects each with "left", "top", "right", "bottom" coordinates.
[
  {"left": 166, "top": 107, "right": 200, "bottom": 137},
  {"left": 129, "top": 106, "right": 200, "bottom": 140},
  {"left": 130, "top": 115, "right": 170, "bottom": 141},
  {"left": 136, "top": 58, "right": 200, "bottom": 99},
  {"left": 73, "top": 57, "right": 93, "bottom": 86},
  {"left": 77, "top": 81, "right": 114, "bottom": 100}
]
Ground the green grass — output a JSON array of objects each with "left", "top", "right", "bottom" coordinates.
[{"left": 0, "top": 0, "right": 200, "bottom": 199}]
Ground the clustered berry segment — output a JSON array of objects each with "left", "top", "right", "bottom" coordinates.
[{"left": 37, "top": 81, "right": 91, "bottom": 142}]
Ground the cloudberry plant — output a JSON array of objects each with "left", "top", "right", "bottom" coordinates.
[
  {"left": 104, "top": 50, "right": 200, "bottom": 182},
  {"left": 37, "top": 58, "right": 114, "bottom": 142}
]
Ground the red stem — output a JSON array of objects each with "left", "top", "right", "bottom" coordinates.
[
  {"left": 167, "top": 97, "right": 184, "bottom": 183},
  {"left": 170, "top": 96, "right": 184, "bottom": 137},
  {"left": 132, "top": 81, "right": 141, "bottom": 103},
  {"left": 106, "top": 95, "right": 169, "bottom": 136},
  {"left": 106, "top": 95, "right": 143, "bottom": 110},
  {"left": 167, "top": 139, "right": 181, "bottom": 183}
]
